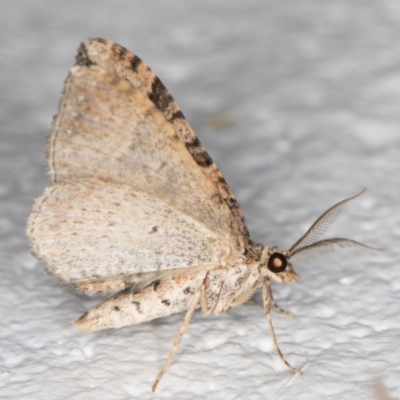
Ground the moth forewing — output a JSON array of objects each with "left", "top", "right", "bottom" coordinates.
[
  {"left": 74, "top": 270, "right": 207, "bottom": 333},
  {"left": 27, "top": 38, "right": 380, "bottom": 392}
]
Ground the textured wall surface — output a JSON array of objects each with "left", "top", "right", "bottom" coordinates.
[{"left": 0, "top": 1, "right": 398, "bottom": 399}]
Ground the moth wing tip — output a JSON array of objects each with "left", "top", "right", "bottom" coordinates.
[{"left": 73, "top": 311, "right": 93, "bottom": 333}]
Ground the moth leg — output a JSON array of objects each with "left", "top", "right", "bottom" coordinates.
[
  {"left": 229, "top": 284, "right": 261, "bottom": 308},
  {"left": 152, "top": 288, "right": 202, "bottom": 392},
  {"left": 268, "top": 283, "right": 295, "bottom": 318},
  {"left": 262, "top": 281, "right": 302, "bottom": 374}
]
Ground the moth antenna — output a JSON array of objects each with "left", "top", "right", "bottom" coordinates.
[
  {"left": 290, "top": 238, "right": 383, "bottom": 262},
  {"left": 288, "top": 189, "right": 366, "bottom": 255}
]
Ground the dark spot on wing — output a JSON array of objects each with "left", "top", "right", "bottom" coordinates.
[
  {"left": 183, "top": 287, "right": 194, "bottom": 295},
  {"left": 75, "top": 42, "right": 94, "bottom": 67},
  {"left": 114, "top": 306, "right": 120, "bottom": 311},
  {"left": 218, "top": 176, "right": 227, "bottom": 185},
  {"left": 185, "top": 138, "right": 213, "bottom": 167},
  {"left": 132, "top": 301, "right": 143, "bottom": 314},
  {"left": 148, "top": 76, "right": 174, "bottom": 112},
  {"left": 187, "top": 137, "right": 200, "bottom": 147},
  {"left": 168, "top": 110, "right": 185, "bottom": 122},
  {"left": 162, "top": 299, "right": 171, "bottom": 306},
  {"left": 152, "top": 280, "right": 161, "bottom": 290},
  {"left": 130, "top": 55, "right": 143, "bottom": 72}
]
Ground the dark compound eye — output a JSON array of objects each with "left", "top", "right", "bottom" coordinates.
[{"left": 268, "top": 253, "right": 288, "bottom": 273}]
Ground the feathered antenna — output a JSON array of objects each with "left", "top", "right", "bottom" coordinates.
[
  {"left": 290, "top": 238, "right": 380, "bottom": 261},
  {"left": 288, "top": 189, "right": 382, "bottom": 261}
]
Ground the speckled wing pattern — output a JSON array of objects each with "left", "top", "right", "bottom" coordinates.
[{"left": 27, "top": 39, "right": 257, "bottom": 295}]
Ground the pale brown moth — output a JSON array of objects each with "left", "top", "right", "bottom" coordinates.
[{"left": 27, "top": 38, "right": 379, "bottom": 391}]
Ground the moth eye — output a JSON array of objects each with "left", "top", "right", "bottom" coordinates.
[{"left": 268, "top": 253, "right": 288, "bottom": 273}]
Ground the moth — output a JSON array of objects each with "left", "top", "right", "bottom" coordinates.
[{"left": 27, "top": 38, "right": 378, "bottom": 391}]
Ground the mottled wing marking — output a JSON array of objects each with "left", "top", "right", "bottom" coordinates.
[
  {"left": 29, "top": 65, "right": 249, "bottom": 293},
  {"left": 47, "top": 66, "right": 240, "bottom": 240},
  {"left": 74, "top": 270, "right": 206, "bottom": 332},
  {"left": 76, "top": 269, "right": 198, "bottom": 295},
  {"left": 29, "top": 180, "right": 232, "bottom": 290},
  {"left": 75, "top": 38, "right": 250, "bottom": 243}
]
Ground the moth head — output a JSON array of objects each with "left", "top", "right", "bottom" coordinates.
[
  {"left": 260, "top": 189, "right": 381, "bottom": 285},
  {"left": 260, "top": 246, "right": 300, "bottom": 284}
]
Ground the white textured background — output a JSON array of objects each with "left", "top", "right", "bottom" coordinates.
[{"left": 0, "top": 1, "right": 398, "bottom": 399}]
